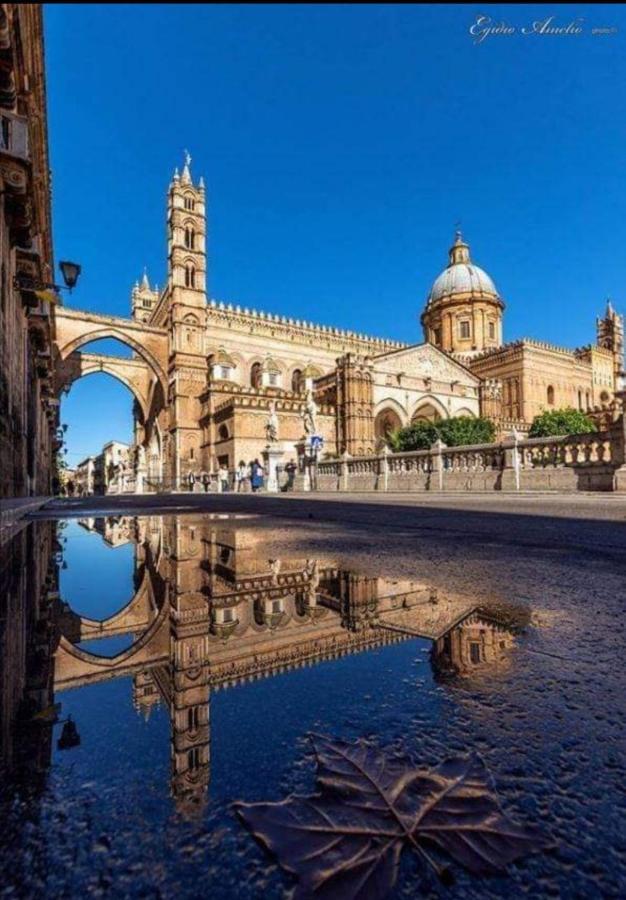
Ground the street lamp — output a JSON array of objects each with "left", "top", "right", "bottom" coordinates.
[
  {"left": 13, "top": 258, "right": 82, "bottom": 298},
  {"left": 58, "top": 260, "right": 81, "bottom": 291}
]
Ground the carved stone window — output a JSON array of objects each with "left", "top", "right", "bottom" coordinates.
[{"left": 459, "top": 320, "right": 471, "bottom": 340}]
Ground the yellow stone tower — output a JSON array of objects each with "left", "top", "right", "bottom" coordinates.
[
  {"left": 165, "top": 153, "right": 208, "bottom": 482},
  {"left": 421, "top": 232, "right": 504, "bottom": 359}
]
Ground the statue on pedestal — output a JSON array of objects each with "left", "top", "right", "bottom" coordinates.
[
  {"left": 136, "top": 444, "right": 147, "bottom": 471},
  {"left": 265, "top": 401, "right": 279, "bottom": 444},
  {"left": 303, "top": 389, "right": 318, "bottom": 436}
]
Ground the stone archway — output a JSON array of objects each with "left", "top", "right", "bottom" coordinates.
[
  {"left": 56, "top": 351, "right": 153, "bottom": 419},
  {"left": 374, "top": 407, "right": 403, "bottom": 442},
  {"left": 411, "top": 399, "right": 447, "bottom": 423},
  {"left": 54, "top": 307, "right": 168, "bottom": 399}
]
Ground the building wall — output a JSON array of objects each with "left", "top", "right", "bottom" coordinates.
[
  {"left": 469, "top": 340, "right": 610, "bottom": 424},
  {"left": 0, "top": 5, "right": 56, "bottom": 498}
]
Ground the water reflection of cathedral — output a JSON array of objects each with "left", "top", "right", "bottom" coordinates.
[{"left": 1, "top": 517, "right": 523, "bottom": 816}]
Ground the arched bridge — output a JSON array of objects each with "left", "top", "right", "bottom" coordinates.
[{"left": 54, "top": 307, "right": 169, "bottom": 418}]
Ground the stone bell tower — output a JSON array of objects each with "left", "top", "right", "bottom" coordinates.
[
  {"left": 597, "top": 299, "right": 625, "bottom": 390},
  {"left": 165, "top": 153, "right": 208, "bottom": 483}
]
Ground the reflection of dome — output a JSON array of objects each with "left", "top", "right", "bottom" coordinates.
[{"left": 426, "top": 232, "right": 499, "bottom": 306}]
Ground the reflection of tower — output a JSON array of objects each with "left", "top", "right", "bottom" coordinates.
[
  {"left": 132, "top": 670, "right": 160, "bottom": 721},
  {"left": 431, "top": 612, "right": 515, "bottom": 679},
  {"left": 168, "top": 522, "right": 211, "bottom": 816},
  {"left": 339, "top": 573, "right": 379, "bottom": 631}
]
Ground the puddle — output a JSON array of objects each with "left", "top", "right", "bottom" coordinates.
[{"left": 1, "top": 513, "right": 624, "bottom": 897}]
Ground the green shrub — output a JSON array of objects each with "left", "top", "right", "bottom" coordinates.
[
  {"left": 389, "top": 416, "right": 495, "bottom": 452},
  {"left": 438, "top": 416, "right": 495, "bottom": 447},
  {"left": 528, "top": 408, "right": 596, "bottom": 438}
]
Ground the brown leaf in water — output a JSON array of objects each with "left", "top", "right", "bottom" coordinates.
[{"left": 235, "top": 735, "right": 551, "bottom": 899}]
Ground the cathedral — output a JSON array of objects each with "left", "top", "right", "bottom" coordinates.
[{"left": 110, "top": 155, "right": 624, "bottom": 483}]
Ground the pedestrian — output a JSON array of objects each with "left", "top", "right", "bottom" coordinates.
[
  {"left": 235, "top": 460, "right": 247, "bottom": 492},
  {"left": 250, "top": 458, "right": 264, "bottom": 493},
  {"left": 219, "top": 464, "right": 229, "bottom": 493},
  {"left": 202, "top": 472, "right": 210, "bottom": 493},
  {"left": 284, "top": 459, "right": 297, "bottom": 491},
  {"left": 188, "top": 471, "right": 196, "bottom": 492}
]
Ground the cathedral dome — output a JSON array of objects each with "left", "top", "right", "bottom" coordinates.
[{"left": 426, "top": 233, "right": 499, "bottom": 305}]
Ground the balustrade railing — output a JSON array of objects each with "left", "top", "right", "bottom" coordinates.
[{"left": 314, "top": 422, "right": 623, "bottom": 493}]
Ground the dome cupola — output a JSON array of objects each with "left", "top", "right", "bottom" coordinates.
[{"left": 421, "top": 232, "right": 504, "bottom": 358}]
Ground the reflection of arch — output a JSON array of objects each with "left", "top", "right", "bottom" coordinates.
[
  {"left": 60, "top": 567, "right": 154, "bottom": 641},
  {"left": 54, "top": 597, "right": 169, "bottom": 689},
  {"left": 57, "top": 326, "right": 167, "bottom": 397},
  {"left": 411, "top": 396, "right": 447, "bottom": 422}
]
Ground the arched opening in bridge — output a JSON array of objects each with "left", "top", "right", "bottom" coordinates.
[
  {"left": 60, "top": 338, "right": 141, "bottom": 496},
  {"left": 59, "top": 518, "right": 137, "bottom": 638}
]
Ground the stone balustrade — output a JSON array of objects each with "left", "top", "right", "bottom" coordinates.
[{"left": 316, "top": 419, "right": 626, "bottom": 493}]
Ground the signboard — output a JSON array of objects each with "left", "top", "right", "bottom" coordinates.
[{"left": 310, "top": 435, "right": 324, "bottom": 452}]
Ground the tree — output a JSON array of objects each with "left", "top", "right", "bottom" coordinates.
[
  {"left": 388, "top": 420, "right": 438, "bottom": 451},
  {"left": 438, "top": 416, "right": 495, "bottom": 447},
  {"left": 529, "top": 408, "right": 596, "bottom": 438},
  {"left": 389, "top": 416, "right": 495, "bottom": 452}
]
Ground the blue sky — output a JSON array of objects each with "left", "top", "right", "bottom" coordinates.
[{"left": 46, "top": 4, "right": 626, "bottom": 462}]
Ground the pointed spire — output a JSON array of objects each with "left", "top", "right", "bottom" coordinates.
[
  {"left": 198, "top": 175, "right": 205, "bottom": 190},
  {"left": 141, "top": 267, "right": 150, "bottom": 290},
  {"left": 181, "top": 149, "right": 192, "bottom": 184},
  {"left": 172, "top": 166, "right": 180, "bottom": 184},
  {"left": 606, "top": 297, "right": 615, "bottom": 317}
]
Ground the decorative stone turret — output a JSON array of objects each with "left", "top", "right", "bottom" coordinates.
[
  {"left": 335, "top": 353, "right": 375, "bottom": 455},
  {"left": 131, "top": 269, "right": 160, "bottom": 322}
]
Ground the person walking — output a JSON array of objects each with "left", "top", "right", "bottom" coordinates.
[
  {"left": 235, "top": 460, "right": 247, "bottom": 492},
  {"left": 188, "top": 471, "right": 196, "bottom": 492},
  {"left": 202, "top": 471, "right": 210, "bottom": 493},
  {"left": 219, "top": 464, "right": 229, "bottom": 493},
  {"left": 250, "top": 458, "right": 264, "bottom": 493},
  {"left": 284, "top": 459, "right": 297, "bottom": 491}
]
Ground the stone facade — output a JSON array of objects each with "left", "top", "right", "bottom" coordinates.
[
  {"left": 0, "top": 5, "right": 56, "bottom": 498},
  {"left": 50, "top": 161, "right": 623, "bottom": 486}
]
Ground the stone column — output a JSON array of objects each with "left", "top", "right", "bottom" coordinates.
[
  {"left": 377, "top": 444, "right": 389, "bottom": 492},
  {"left": 430, "top": 439, "right": 447, "bottom": 491},
  {"left": 501, "top": 429, "right": 520, "bottom": 491},
  {"left": 262, "top": 444, "right": 285, "bottom": 493},
  {"left": 611, "top": 400, "right": 626, "bottom": 491}
]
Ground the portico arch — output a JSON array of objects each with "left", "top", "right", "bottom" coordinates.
[
  {"left": 374, "top": 405, "right": 404, "bottom": 441},
  {"left": 411, "top": 396, "right": 448, "bottom": 422}
]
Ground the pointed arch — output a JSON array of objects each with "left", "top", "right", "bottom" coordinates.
[
  {"left": 410, "top": 395, "right": 448, "bottom": 422},
  {"left": 56, "top": 326, "right": 167, "bottom": 397}
]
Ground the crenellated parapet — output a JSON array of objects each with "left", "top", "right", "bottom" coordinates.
[{"left": 206, "top": 298, "right": 405, "bottom": 355}]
